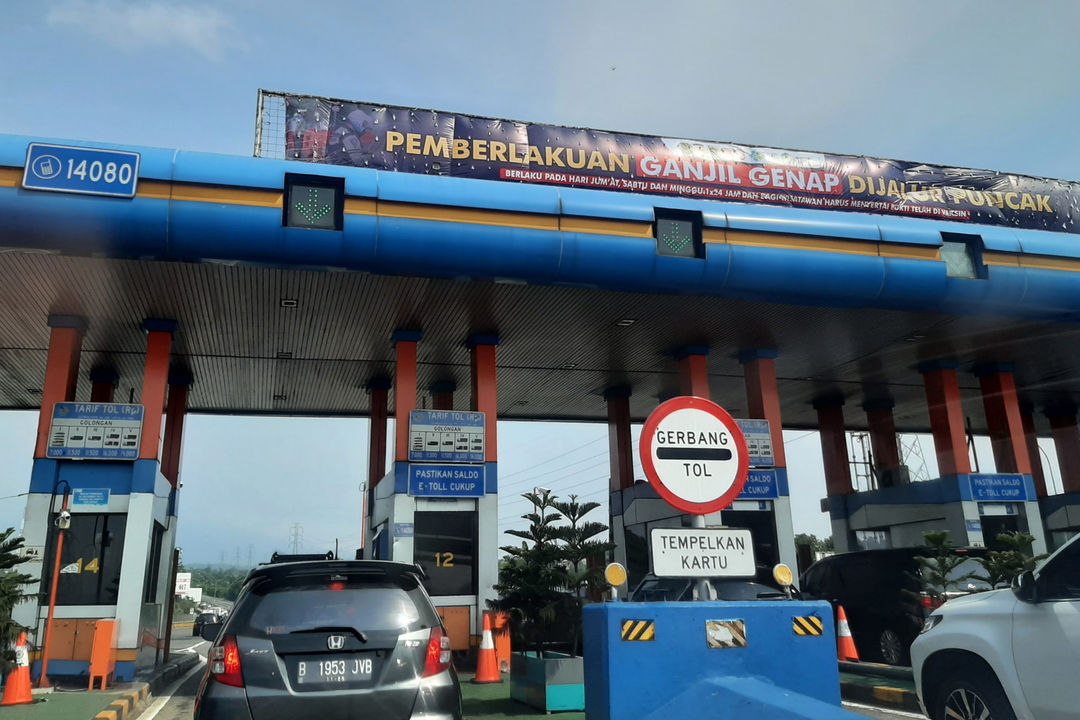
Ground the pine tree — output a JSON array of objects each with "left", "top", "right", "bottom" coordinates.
[
  {"left": 553, "top": 494, "right": 614, "bottom": 655},
  {"left": 489, "top": 490, "right": 569, "bottom": 657},
  {"left": 0, "top": 527, "right": 33, "bottom": 676},
  {"left": 915, "top": 530, "right": 973, "bottom": 604},
  {"left": 974, "top": 531, "right": 1046, "bottom": 589}
]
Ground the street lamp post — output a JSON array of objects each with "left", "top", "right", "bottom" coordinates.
[{"left": 38, "top": 482, "right": 71, "bottom": 689}]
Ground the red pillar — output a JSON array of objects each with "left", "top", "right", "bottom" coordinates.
[
  {"left": 1047, "top": 408, "right": 1080, "bottom": 494},
  {"left": 35, "top": 316, "right": 87, "bottom": 458},
  {"left": 605, "top": 386, "right": 634, "bottom": 492},
  {"left": 161, "top": 370, "right": 192, "bottom": 487},
  {"left": 675, "top": 346, "right": 710, "bottom": 399},
  {"left": 975, "top": 365, "right": 1032, "bottom": 475},
  {"left": 469, "top": 335, "right": 499, "bottom": 463},
  {"left": 431, "top": 381, "right": 456, "bottom": 411},
  {"left": 367, "top": 378, "right": 391, "bottom": 489},
  {"left": 139, "top": 321, "right": 176, "bottom": 460},
  {"left": 740, "top": 350, "right": 786, "bottom": 468},
  {"left": 89, "top": 366, "right": 118, "bottom": 403},
  {"left": 1019, "top": 404, "right": 1048, "bottom": 498},
  {"left": 919, "top": 361, "right": 971, "bottom": 477},
  {"left": 864, "top": 400, "right": 904, "bottom": 488},
  {"left": 393, "top": 331, "right": 421, "bottom": 464},
  {"left": 815, "top": 397, "right": 853, "bottom": 496}
]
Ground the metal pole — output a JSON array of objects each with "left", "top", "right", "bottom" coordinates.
[
  {"left": 38, "top": 488, "right": 70, "bottom": 688},
  {"left": 691, "top": 514, "right": 713, "bottom": 600}
]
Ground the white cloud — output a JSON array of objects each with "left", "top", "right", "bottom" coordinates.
[{"left": 46, "top": 0, "right": 243, "bottom": 62}]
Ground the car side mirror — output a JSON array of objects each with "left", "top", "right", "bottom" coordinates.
[
  {"left": 1012, "top": 570, "right": 1037, "bottom": 603},
  {"left": 200, "top": 622, "right": 224, "bottom": 641}
]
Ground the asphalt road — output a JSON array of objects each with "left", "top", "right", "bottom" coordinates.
[{"left": 140, "top": 656, "right": 928, "bottom": 720}]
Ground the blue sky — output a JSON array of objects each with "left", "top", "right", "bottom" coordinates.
[{"left": 1, "top": 1, "right": 1078, "bottom": 564}]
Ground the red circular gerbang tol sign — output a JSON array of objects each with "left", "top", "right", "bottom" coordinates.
[{"left": 639, "top": 396, "right": 750, "bottom": 515}]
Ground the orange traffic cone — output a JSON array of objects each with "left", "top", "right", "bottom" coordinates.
[
  {"left": 2, "top": 632, "right": 33, "bottom": 706},
  {"left": 836, "top": 605, "right": 860, "bottom": 662},
  {"left": 473, "top": 613, "right": 501, "bottom": 683}
]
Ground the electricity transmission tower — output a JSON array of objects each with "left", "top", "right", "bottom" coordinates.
[
  {"left": 898, "top": 434, "right": 930, "bottom": 483},
  {"left": 289, "top": 523, "right": 304, "bottom": 553}
]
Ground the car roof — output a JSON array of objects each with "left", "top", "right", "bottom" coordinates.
[{"left": 245, "top": 559, "right": 426, "bottom": 587}]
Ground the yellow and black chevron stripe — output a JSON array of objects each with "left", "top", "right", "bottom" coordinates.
[
  {"left": 621, "top": 619, "right": 655, "bottom": 642},
  {"left": 793, "top": 615, "right": 825, "bottom": 637}
]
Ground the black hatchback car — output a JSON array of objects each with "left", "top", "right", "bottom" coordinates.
[
  {"left": 800, "top": 547, "right": 986, "bottom": 665},
  {"left": 193, "top": 560, "right": 462, "bottom": 720},
  {"left": 193, "top": 612, "right": 220, "bottom": 638}
]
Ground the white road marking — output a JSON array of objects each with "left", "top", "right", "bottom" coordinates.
[
  {"left": 842, "top": 700, "right": 927, "bottom": 718},
  {"left": 137, "top": 656, "right": 208, "bottom": 720}
]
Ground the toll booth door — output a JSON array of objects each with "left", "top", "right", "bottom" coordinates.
[
  {"left": 721, "top": 510, "right": 779, "bottom": 569},
  {"left": 981, "top": 515, "right": 1021, "bottom": 550}
]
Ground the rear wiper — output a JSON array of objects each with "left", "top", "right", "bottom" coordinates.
[{"left": 290, "top": 626, "right": 368, "bottom": 643}]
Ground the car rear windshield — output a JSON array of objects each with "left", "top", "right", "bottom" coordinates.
[
  {"left": 233, "top": 578, "right": 439, "bottom": 637},
  {"left": 196, "top": 613, "right": 218, "bottom": 622}
]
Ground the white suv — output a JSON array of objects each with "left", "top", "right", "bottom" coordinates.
[{"left": 911, "top": 532, "right": 1080, "bottom": 720}]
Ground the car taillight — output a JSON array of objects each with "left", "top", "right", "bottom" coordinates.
[
  {"left": 210, "top": 635, "right": 244, "bottom": 687},
  {"left": 422, "top": 627, "right": 452, "bottom": 677},
  {"left": 921, "top": 593, "right": 943, "bottom": 611}
]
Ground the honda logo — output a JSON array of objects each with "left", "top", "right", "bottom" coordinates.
[{"left": 327, "top": 635, "right": 346, "bottom": 650}]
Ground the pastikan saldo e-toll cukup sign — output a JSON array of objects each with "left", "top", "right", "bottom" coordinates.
[{"left": 263, "top": 90, "right": 1080, "bottom": 234}]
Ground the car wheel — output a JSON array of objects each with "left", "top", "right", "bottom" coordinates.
[
  {"left": 933, "top": 666, "right": 1016, "bottom": 720},
  {"left": 878, "top": 628, "right": 906, "bottom": 666}
]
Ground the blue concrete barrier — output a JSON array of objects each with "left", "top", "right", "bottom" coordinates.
[{"left": 584, "top": 600, "right": 862, "bottom": 720}]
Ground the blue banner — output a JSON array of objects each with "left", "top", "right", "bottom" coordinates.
[
  {"left": 23, "top": 143, "right": 140, "bottom": 198},
  {"left": 273, "top": 93, "right": 1080, "bottom": 236},
  {"left": 72, "top": 488, "right": 110, "bottom": 507},
  {"left": 408, "top": 464, "right": 485, "bottom": 497},
  {"left": 969, "top": 474, "right": 1028, "bottom": 502},
  {"left": 737, "top": 469, "right": 779, "bottom": 500}
]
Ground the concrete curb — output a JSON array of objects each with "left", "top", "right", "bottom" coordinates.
[
  {"left": 92, "top": 683, "right": 150, "bottom": 720},
  {"left": 839, "top": 679, "right": 922, "bottom": 713},
  {"left": 839, "top": 660, "right": 915, "bottom": 682},
  {"left": 139, "top": 652, "right": 202, "bottom": 697}
]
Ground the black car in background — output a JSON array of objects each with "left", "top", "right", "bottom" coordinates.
[
  {"left": 193, "top": 612, "right": 220, "bottom": 638},
  {"left": 800, "top": 547, "right": 987, "bottom": 665},
  {"left": 194, "top": 560, "right": 462, "bottom": 720},
  {"left": 630, "top": 565, "right": 798, "bottom": 602}
]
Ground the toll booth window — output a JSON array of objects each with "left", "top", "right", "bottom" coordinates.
[
  {"left": 414, "top": 511, "right": 478, "bottom": 596},
  {"left": 1038, "top": 539, "right": 1080, "bottom": 600},
  {"left": 654, "top": 209, "right": 704, "bottom": 259},
  {"left": 283, "top": 173, "right": 344, "bottom": 230},
  {"left": 940, "top": 232, "right": 987, "bottom": 279},
  {"left": 143, "top": 521, "right": 165, "bottom": 603},
  {"left": 42, "top": 513, "right": 126, "bottom": 605}
]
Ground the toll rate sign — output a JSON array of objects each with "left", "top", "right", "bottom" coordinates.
[{"left": 639, "top": 396, "right": 750, "bottom": 515}]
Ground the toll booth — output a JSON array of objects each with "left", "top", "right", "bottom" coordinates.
[
  {"left": 16, "top": 393, "right": 183, "bottom": 681},
  {"left": 611, "top": 417, "right": 797, "bottom": 590},
  {"left": 367, "top": 408, "right": 499, "bottom": 650},
  {"left": 827, "top": 473, "right": 1048, "bottom": 554},
  {"left": 1040, "top": 492, "right": 1080, "bottom": 551}
]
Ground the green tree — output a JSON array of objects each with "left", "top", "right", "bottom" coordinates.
[
  {"left": 0, "top": 528, "right": 33, "bottom": 676},
  {"left": 974, "top": 531, "right": 1046, "bottom": 589},
  {"left": 794, "top": 533, "right": 835, "bottom": 554},
  {"left": 552, "top": 494, "right": 615, "bottom": 655},
  {"left": 915, "top": 530, "right": 973, "bottom": 604},
  {"left": 489, "top": 490, "right": 569, "bottom": 657}
]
